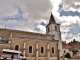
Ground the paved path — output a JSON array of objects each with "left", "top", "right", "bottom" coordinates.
[{"left": 68, "top": 59, "right": 80, "bottom": 60}]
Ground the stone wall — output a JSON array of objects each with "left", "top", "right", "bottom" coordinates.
[{"left": 10, "top": 38, "right": 58, "bottom": 57}]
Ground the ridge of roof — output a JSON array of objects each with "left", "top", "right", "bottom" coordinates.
[{"left": 0, "top": 28, "right": 52, "bottom": 36}]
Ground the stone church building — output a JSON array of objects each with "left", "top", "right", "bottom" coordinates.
[{"left": 0, "top": 13, "right": 63, "bottom": 60}]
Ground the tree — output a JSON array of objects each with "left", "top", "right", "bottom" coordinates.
[{"left": 65, "top": 53, "right": 71, "bottom": 59}]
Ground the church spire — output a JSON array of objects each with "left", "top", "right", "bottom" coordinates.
[{"left": 49, "top": 13, "right": 56, "bottom": 24}]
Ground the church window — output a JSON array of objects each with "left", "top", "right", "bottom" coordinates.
[
  {"left": 55, "top": 26, "right": 57, "bottom": 31},
  {"left": 52, "top": 47, "right": 54, "bottom": 54},
  {"left": 15, "top": 45, "right": 19, "bottom": 50},
  {"left": 0, "top": 37, "right": 1, "bottom": 40},
  {"left": 48, "top": 27, "right": 49, "bottom": 32},
  {"left": 41, "top": 47, "right": 44, "bottom": 54},
  {"left": 29, "top": 46, "right": 32, "bottom": 53}
]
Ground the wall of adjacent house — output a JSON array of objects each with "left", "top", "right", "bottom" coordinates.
[{"left": 63, "top": 49, "right": 73, "bottom": 58}]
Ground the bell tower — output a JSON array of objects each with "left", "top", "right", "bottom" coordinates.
[
  {"left": 46, "top": 13, "right": 63, "bottom": 59},
  {"left": 46, "top": 13, "right": 61, "bottom": 40}
]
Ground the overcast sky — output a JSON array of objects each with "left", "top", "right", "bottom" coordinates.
[{"left": 0, "top": 0, "right": 80, "bottom": 43}]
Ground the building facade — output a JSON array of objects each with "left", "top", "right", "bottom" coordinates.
[
  {"left": 62, "top": 40, "right": 80, "bottom": 59},
  {"left": 0, "top": 13, "right": 63, "bottom": 60}
]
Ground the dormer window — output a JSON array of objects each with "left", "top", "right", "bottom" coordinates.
[{"left": 55, "top": 26, "right": 57, "bottom": 31}]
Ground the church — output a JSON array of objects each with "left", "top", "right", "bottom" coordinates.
[{"left": 0, "top": 13, "right": 63, "bottom": 60}]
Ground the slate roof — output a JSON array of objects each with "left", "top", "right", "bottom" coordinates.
[{"left": 49, "top": 13, "right": 56, "bottom": 24}]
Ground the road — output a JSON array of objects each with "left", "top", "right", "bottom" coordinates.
[{"left": 68, "top": 59, "right": 80, "bottom": 60}]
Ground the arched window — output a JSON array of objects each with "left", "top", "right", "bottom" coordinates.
[
  {"left": 29, "top": 46, "right": 32, "bottom": 53},
  {"left": 55, "top": 26, "right": 57, "bottom": 31},
  {"left": 48, "top": 27, "right": 49, "bottom": 32},
  {"left": 15, "top": 45, "right": 19, "bottom": 50},
  {"left": 41, "top": 47, "right": 44, "bottom": 53},
  {"left": 52, "top": 47, "right": 54, "bottom": 54},
  {"left": 0, "top": 37, "right": 1, "bottom": 40}
]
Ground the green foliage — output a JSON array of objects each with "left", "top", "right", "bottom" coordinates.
[{"left": 65, "top": 53, "right": 71, "bottom": 59}]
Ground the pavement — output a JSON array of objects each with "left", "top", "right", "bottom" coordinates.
[{"left": 68, "top": 59, "right": 80, "bottom": 60}]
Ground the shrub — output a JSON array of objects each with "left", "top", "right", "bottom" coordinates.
[{"left": 65, "top": 53, "right": 71, "bottom": 59}]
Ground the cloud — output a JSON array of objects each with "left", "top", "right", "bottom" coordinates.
[
  {"left": 63, "top": 0, "right": 80, "bottom": 12},
  {"left": 0, "top": 0, "right": 52, "bottom": 20},
  {"left": 60, "top": 15, "right": 80, "bottom": 42},
  {"left": 65, "top": 33, "right": 80, "bottom": 43},
  {"left": 0, "top": 0, "right": 80, "bottom": 43},
  {"left": 0, "top": 0, "right": 52, "bottom": 33},
  {"left": 60, "top": 10, "right": 80, "bottom": 16},
  {"left": 68, "top": 24, "right": 80, "bottom": 35},
  {"left": 50, "top": 0, "right": 80, "bottom": 43},
  {"left": 25, "top": 0, "right": 52, "bottom": 20}
]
